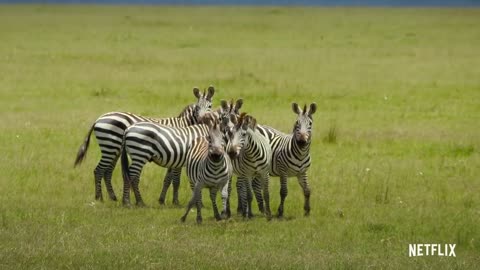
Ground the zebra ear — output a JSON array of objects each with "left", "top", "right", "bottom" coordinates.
[
  {"left": 292, "top": 103, "right": 301, "bottom": 115},
  {"left": 242, "top": 117, "right": 249, "bottom": 131},
  {"left": 193, "top": 87, "right": 201, "bottom": 99},
  {"left": 237, "top": 112, "right": 247, "bottom": 129},
  {"left": 230, "top": 114, "right": 237, "bottom": 125},
  {"left": 303, "top": 104, "right": 307, "bottom": 115},
  {"left": 220, "top": 99, "right": 229, "bottom": 111},
  {"left": 234, "top": 99, "right": 243, "bottom": 114},
  {"left": 206, "top": 85, "right": 215, "bottom": 101},
  {"left": 309, "top": 103, "right": 317, "bottom": 116},
  {"left": 249, "top": 116, "right": 257, "bottom": 130}
]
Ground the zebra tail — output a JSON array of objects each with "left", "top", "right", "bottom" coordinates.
[{"left": 74, "top": 124, "right": 95, "bottom": 167}]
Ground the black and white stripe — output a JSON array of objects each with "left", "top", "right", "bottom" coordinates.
[
  {"left": 74, "top": 86, "right": 214, "bottom": 202},
  {"left": 120, "top": 119, "right": 215, "bottom": 206},
  {"left": 254, "top": 103, "right": 317, "bottom": 217},
  {"left": 159, "top": 98, "right": 243, "bottom": 205},
  {"left": 226, "top": 114, "right": 272, "bottom": 220},
  {"left": 180, "top": 121, "right": 232, "bottom": 224}
]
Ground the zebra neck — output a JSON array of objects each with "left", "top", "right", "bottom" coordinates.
[
  {"left": 183, "top": 115, "right": 196, "bottom": 125},
  {"left": 186, "top": 113, "right": 197, "bottom": 125},
  {"left": 242, "top": 131, "right": 260, "bottom": 158},
  {"left": 290, "top": 137, "right": 310, "bottom": 159},
  {"left": 206, "top": 156, "right": 226, "bottom": 170}
]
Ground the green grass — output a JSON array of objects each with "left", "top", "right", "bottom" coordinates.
[{"left": 1, "top": 4, "right": 480, "bottom": 269}]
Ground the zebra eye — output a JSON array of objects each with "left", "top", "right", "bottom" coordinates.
[{"left": 208, "top": 104, "right": 212, "bottom": 109}]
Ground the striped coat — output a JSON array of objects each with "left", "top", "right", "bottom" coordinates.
[
  {"left": 254, "top": 103, "right": 317, "bottom": 217},
  {"left": 120, "top": 121, "right": 214, "bottom": 206},
  {"left": 226, "top": 114, "right": 272, "bottom": 220},
  {"left": 74, "top": 87, "right": 214, "bottom": 202},
  {"left": 181, "top": 122, "right": 232, "bottom": 224},
  {"left": 159, "top": 98, "right": 243, "bottom": 205}
]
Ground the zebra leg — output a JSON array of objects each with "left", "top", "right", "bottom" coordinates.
[
  {"left": 246, "top": 181, "right": 254, "bottom": 218},
  {"left": 195, "top": 188, "right": 203, "bottom": 224},
  {"left": 277, "top": 176, "right": 288, "bottom": 218},
  {"left": 93, "top": 163, "right": 105, "bottom": 201},
  {"left": 297, "top": 172, "right": 311, "bottom": 216},
  {"left": 171, "top": 168, "right": 182, "bottom": 205},
  {"left": 122, "top": 168, "right": 132, "bottom": 207},
  {"left": 96, "top": 150, "right": 120, "bottom": 201},
  {"left": 236, "top": 178, "right": 243, "bottom": 215},
  {"left": 210, "top": 188, "right": 221, "bottom": 221},
  {"left": 237, "top": 177, "right": 249, "bottom": 218},
  {"left": 158, "top": 168, "right": 173, "bottom": 205},
  {"left": 93, "top": 154, "right": 115, "bottom": 201},
  {"left": 128, "top": 159, "right": 147, "bottom": 207},
  {"left": 221, "top": 180, "right": 230, "bottom": 219},
  {"left": 260, "top": 174, "right": 272, "bottom": 221},
  {"left": 181, "top": 184, "right": 201, "bottom": 222},
  {"left": 252, "top": 177, "right": 265, "bottom": 214},
  {"left": 131, "top": 175, "right": 146, "bottom": 207},
  {"left": 104, "top": 156, "right": 119, "bottom": 201}
]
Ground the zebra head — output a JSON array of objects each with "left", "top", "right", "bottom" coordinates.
[
  {"left": 193, "top": 85, "right": 215, "bottom": 123},
  {"left": 205, "top": 114, "right": 226, "bottom": 163},
  {"left": 226, "top": 113, "right": 253, "bottom": 159},
  {"left": 218, "top": 98, "right": 243, "bottom": 135},
  {"left": 292, "top": 103, "right": 317, "bottom": 148}
]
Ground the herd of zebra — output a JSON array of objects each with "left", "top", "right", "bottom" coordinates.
[{"left": 74, "top": 86, "right": 316, "bottom": 223}]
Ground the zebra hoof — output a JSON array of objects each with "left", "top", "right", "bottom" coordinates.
[
  {"left": 304, "top": 206, "right": 311, "bottom": 216},
  {"left": 221, "top": 210, "right": 231, "bottom": 219},
  {"left": 180, "top": 216, "right": 187, "bottom": 223},
  {"left": 110, "top": 196, "right": 118, "bottom": 201},
  {"left": 122, "top": 202, "right": 132, "bottom": 208},
  {"left": 196, "top": 217, "right": 203, "bottom": 224},
  {"left": 136, "top": 201, "right": 146, "bottom": 208},
  {"left": 173, "top": 199, "right": 180, "bottom": 205}
]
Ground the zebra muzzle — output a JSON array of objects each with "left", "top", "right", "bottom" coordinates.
[
  {"left": 209, "top": 147, "right": 224, "bottom": 162},
  {"left": 227, "top": 147, "right": 240, "bottom": 159},
  {"left": 210, "top": 152, "right": 222, "bottom": 162}
]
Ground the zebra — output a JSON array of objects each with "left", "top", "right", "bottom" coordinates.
[
  {"left": 253, "top": 103, "right": 317, "bottom": 218},
  {"left": 158, "top": 98, "right": 243, "bottom": 205},
  {"left": 218, "top": 98, "right": 243, "bottom": 134},
  {"left": 120, "top": 112, "right": 229, "bottom": 206},
  {"left": 225, "top": 113, "right": 272, "bottom": 220},
  {"left": 180, "top": 118, "right": 232, "bottom": 224},
  {"left": 74, "top": 86, "right": 215, "bottom": 202}
]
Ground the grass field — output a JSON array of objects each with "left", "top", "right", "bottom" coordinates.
[{"left": 1, "top": 4, "right": 479, "bottom": 269}]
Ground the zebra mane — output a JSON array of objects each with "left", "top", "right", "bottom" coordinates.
[{"left": 178, "top": 103, "right": 195, "bottom": 118}]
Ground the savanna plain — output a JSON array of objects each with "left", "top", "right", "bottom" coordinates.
[{"left": 0, "top": 5, "right": 479, "bottom": 269}]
